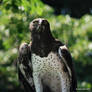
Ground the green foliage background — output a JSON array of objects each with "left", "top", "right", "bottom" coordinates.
[{"left": 0, "top": 0, "right": 92, "bottom": 92}]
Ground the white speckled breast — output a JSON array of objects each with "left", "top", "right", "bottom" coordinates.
[
  {"left": 32, "top": 52, "right": 62, "bottom": 72},
  {"left": 32, "top": 52, "right": 71, "bottom": 92}
]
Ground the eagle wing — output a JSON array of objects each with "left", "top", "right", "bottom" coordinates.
[
  {"left": 58, "top": 45, "right": 77, "bottom": 92},
  {"left": 17, "top": 43, "right": 35, "bottom": 92}
]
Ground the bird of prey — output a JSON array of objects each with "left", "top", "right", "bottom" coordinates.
[{"left": 17, "top": 18, "right": 77, "bottom": 92}]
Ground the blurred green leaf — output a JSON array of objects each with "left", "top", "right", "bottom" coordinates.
[{"left": 0, "top": 0, "right": 92, "bottom": 91}]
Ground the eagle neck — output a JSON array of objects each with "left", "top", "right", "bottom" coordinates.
[{"left": 31, "top": 32, "right": 55, "bottom": 57}]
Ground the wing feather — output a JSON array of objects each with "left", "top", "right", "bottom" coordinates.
[
  {"left": 58, "top": 45, "right": 77, "bottom": 92},
  {"left": 17, "top": 43, "right": 35, "bottom": 92}
]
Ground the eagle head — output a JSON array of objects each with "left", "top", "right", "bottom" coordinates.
[
  {"left": 29, "top": 18, "right": 52, "bottom": 40},
  {"left": 29, "top": 18, "right": 50, "bottom": 33}
]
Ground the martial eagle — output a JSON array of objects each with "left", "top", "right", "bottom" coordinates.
[{"left": 17, "top": 18, "right": 77, "bottom": 92}]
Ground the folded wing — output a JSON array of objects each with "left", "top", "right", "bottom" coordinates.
[
  {"left": 58, "top": 45, "right": 77, "bottom": 92},
  {"left": 17, "top": 43, "right": 35, "bottom": 92}
]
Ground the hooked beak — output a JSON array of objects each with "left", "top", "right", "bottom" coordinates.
[
  {"left": 37, "top": 19, "right": 43, "bottom": 31},
  {"left": 37, "top": 24, "right": 41, "bottom": 31}
]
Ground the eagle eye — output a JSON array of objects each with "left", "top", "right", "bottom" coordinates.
[
  {"left": 33, "top": 21, "right": 39, "bottom": 24},
  {"left": 42, "top": 20, "right": 48, "bottom": 25}
]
